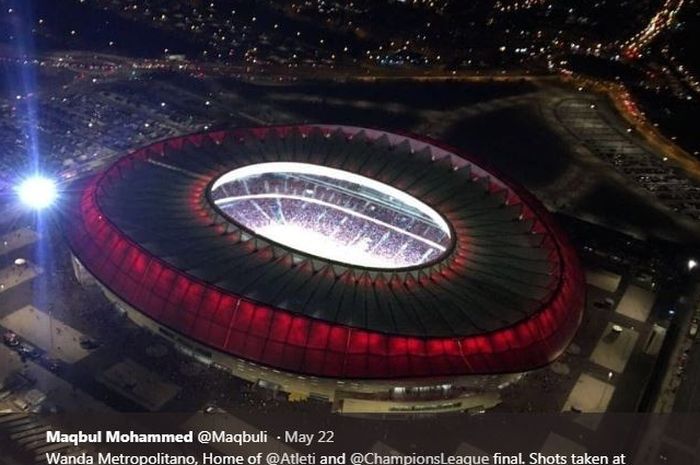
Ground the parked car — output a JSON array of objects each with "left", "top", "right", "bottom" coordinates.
[
  {"left": 43, "top": 357, "right": 61, "bottom": 372},
  {"left": 79, "top": 337, "right": 100, "bottom": 350},
  {"left": 17, "top": 342, "right": 40, "bottom": 359},
  {"left": 12, "top": 397, "right": 30, "bottom": 411},
  {"left": 3, "top": 331, "right": 19, "bottom": 347},
  {"left": 203, "top": 403, "right": 225, "bottom": 414},
  {"left": 24, "top": 389, "right": 47, "bottom": 412}
]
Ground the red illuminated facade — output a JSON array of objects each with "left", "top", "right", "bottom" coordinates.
[{"left": 63, "top": 125, "right": 585, "bottom": 381}]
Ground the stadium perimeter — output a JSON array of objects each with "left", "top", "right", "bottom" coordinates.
[{"left": 62, "top": 125, "right": 585, "bottom": 414}]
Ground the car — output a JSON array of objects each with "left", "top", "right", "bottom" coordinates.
[
  {"left": 17, "top": 343, "right": 40, "bottom": 359},
  {"left": 43, "top": 357, "right": 61, "bottom": 372},
  {"left": 612, "top": 324, "right": 624, "bottom": 333},
  {"left": 203, "top": 403, "right": 225, "bottom": 414},
  {"left": 3, "top": 331, "right": 19, "bottom": 347},
  {"left": 593, "top": 298, "right": 615, "bottom": 310},
  {"left": 24, "top": 389, "right": 47, "bottom": 409},
  {"left": 12, "top": 397, "right": 30, "bottom": 411},
  {"left": 79, "top": 337, "right": 100, "bottom": 350}
]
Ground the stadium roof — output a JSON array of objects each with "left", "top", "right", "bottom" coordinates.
[{"left": 63, "top": 125, "right": 584, "bottom": 379}]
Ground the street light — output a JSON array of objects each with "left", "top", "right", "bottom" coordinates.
[
  {"left": 17, "top": 176, "right": 57, "bottom": 210},
  {"left": 688, "top": 259, "right": 698, "bottom": 271}
]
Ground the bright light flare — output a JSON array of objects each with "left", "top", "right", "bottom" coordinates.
[
  {"left": 258, "top": 223, "right": 402, "bottom": 269},
  {"left": 17, "top": 176, "right": 58, "bottom": 210},
  {"left": 210, "top": 162, "right": 453, "bottom": 269}
]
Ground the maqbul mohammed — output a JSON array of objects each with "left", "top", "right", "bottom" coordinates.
[{"left": 46, "top": 431, "right": 194, "bottom": 447}]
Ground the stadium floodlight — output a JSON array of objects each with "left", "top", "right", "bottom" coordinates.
[
  {"left": 17, "top": 176, "right": 58, "bottom": 210},
  {"left": 210, "top": 162, "right": 452, "bottom": 269}
]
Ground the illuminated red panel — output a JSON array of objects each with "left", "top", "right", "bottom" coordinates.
[
  {"left": 303, "top": 348, "right": 326, "bottom": 374},
  {"left": 213, "top": 295, "right": 238, "bottom": 327},
  {"left": 197, "top": 288, "right": 223, "bottom": 322},
  {"left": 242, "top": 334, "right": 266, "bottom": 360},
  {"left": 232, "top": 300, "right": 256, "bottom": 333},
  {"left": 262, "top": 341, "right": 286, "bottom": 366},
  {"left": 267, "top": 312, "right": 293, "bottom": 342},
  {"left": 306, "top": 321, "right": 331, "bottom": 349},
  {"left": 248, "top": 305, "right": 273, "bottom": 338},
  {"left": 280, "top": 344, "right": 306, "bottom": 372}
]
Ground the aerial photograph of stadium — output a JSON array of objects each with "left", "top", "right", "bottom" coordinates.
[{"left": 0, "top": 0, "right": 699, "bottom": 464}]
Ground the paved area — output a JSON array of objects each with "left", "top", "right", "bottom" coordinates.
[
  {"left": 586, "top": 269, "right": 622, "bottom": 293},
  {"left": 590, "top": 323, "right": 639, "bottom": 373},
  {"left": 561, "top": 374, "right": 615, "bottom": 413},
  {"left": 0, "top": 262, "right": 41, "bottom": 294},
  {"left": 642, "top": 324, "right": 666, "bottom": 356},
  {"left": 97, "top": 359, "right": 181, "bottom": 411},
  {"left": 616, "top": 284, "right": 655, "bottom": 322},
  {"left": 0, "top": 344, "right": 111, "bottom": 414},
  {"left": 0, "top": 229, "right": 39, "bottom": 256},
  {"left": 0, "top": 305, "right": 91, "bottom": 363},
  {"left": 552, "top": 94, "right": 700, "bottom": 225}
]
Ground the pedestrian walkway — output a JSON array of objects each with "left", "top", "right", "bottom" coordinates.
[
  {"left": 562, "top": 373, "right": 615, "bottom": 413},
  {"left": 0, "top": 261, "right": 41, "bottom": 294},
  {"left": 586, "top": 269, "right": 622, "bottom": 293},
  {"left": 0, "top": 344, "right": 112, "bottom": 414},
  {"left": 590, "top": 323, "right": 639, "bottom": 373},
  {"left": 0, "top": 305, "right": 92, "bottom": 363},
  {"left": 97, "top": 358, "right": 180, "bottom": 411},
  {"left": 0, "top": 228, "right": 39, "bottom": 257},
  {"left": 616, "top": 285, "right": 655, "bottom": 322}
]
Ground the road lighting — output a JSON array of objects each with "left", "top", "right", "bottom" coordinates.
[{"left": 17, "top": 176, "right": 57, "bottom": 210}]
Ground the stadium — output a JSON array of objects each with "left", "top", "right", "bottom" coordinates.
[{"left": 62, "top": 125, "right": 585, "bottom": 414}]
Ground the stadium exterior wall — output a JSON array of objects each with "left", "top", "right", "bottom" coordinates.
[{"left": 73, "top": 254, "right": 515, "bottom": 414}]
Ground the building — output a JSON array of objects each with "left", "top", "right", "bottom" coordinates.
[{"left": 63, "top": 125, "right": 585, "bottom": 414}]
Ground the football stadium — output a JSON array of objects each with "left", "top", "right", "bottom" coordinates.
[{"left": 63, "top": 125, "right": 585, "bottom": 414}]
